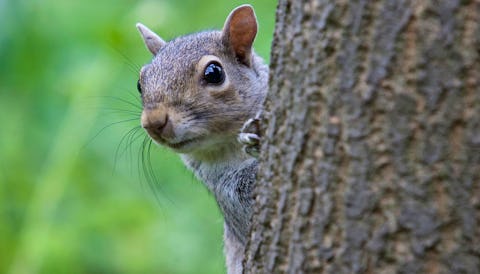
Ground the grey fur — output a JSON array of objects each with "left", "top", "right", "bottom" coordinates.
[{"left": 137, "top": 5, "right": 268, "bottom": 274}]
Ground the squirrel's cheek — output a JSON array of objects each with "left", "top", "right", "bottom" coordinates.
[{"left": 209, "top": 88, "right": 237, "bottom": 101}]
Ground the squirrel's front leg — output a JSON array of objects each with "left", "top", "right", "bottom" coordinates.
[{"left": 220, "top": 115, "right": 262, "bottom": 274}]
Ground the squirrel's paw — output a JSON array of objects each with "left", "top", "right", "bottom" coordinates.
[{"left": 238, "top": 117, "right": 261, "bottom": 158}]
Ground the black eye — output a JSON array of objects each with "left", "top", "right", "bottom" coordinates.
[
  {"left": 204, "top": 62, "right": 225, "bottom": 84},
  {"left": 137, "top": 79, "right": 142, "bottom": 94}
]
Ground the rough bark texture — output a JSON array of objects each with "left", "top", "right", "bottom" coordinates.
[{"left": 245, "top": 0, "right": 480, "bottom": 273}]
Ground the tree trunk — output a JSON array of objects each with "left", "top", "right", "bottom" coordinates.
[{"left": 245, "top": 0, "right": 480, "bottom": 273}]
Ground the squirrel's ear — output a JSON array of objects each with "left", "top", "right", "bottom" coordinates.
[
  {"left": 222, "top": 5, "right": 257, "bottom": 66},
  {"left": 136, "top": 23, "right": 166, "bottom": 55}
]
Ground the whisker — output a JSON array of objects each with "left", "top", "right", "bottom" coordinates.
[
  {"left": 124, "top": 89, "right": 143, "bottom": 106},
  {"left": 97, "top": 95, "right": 143, "bottom": 111},
  {"left": 83, "top": 118, "right": 139, "bottom": 150},
  {"left": 110, "top": 45, "right": 143, "bottom": 74},
  {"left": 137, "top": 136, "right": 148, "bottom": 188},
  {"left": 144, "top": 139, "right": 159, "bottom": 192},
  {"left": 145, "top": 139, "right": 174, "bottom": 205},
  {"left": 139, "top": 136, "right": 160, "bottom": 200},
  {"left": 114, "top": 125, "right": 143, "bottom": 171},
  {"left": 99, "top": 108, "right": 141, "bottom": 116},
  {"left": 124, "top": 126, "right": 146, "bottom": 167}
]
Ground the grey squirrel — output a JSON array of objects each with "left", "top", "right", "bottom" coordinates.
[{"left": 136, "top": 5, "right": 267, "bottom": 274}]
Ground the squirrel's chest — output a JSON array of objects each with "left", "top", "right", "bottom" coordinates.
[
  {"left": 180, "top": 155, "right": 257, "bottom": 242},
  {"left": 180, "top": 156, "right": 235, "bottom": 192}
]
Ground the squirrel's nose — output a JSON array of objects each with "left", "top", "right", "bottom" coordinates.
[{"left": 141, "top": 107, "right": 175, "bottom": 140}]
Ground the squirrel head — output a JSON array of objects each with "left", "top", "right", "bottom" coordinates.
[{"left": 136, "top": 5, "right": 268, "bottom": 158}]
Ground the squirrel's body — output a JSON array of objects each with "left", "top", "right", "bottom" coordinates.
[
  {"left": 182, "top": 155, "right": 257, "bottom": 243},
  {"left": 136, "top": 6, "right": 267, "bottom": 274}
]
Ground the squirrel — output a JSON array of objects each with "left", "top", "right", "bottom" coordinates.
[{"left": 136, "top": 5, "right": 267, "bottom": 274}]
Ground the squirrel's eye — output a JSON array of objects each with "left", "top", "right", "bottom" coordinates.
[
  {"left": 137, "top": 79, "right": 142, "bottom": 94},
  {"left": 204, "top": 62, "right": 225, "bottom": 84}
]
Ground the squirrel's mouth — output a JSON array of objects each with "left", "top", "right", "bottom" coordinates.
[
  {"left": 167, "top": 138, "right": 199, "bottom": 150},
  {"left": 151, "top": 136, "right": 203, "bottom": 152},
  {"left": 144, "top": 128, "right": 203, "bottom": 152}
]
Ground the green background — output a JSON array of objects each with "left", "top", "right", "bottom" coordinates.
[{"left": 0, "top": 1, "right": 276, "bottom": 273}]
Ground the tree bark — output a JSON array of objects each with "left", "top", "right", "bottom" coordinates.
[{"left": 245, "top": 0, "right": 480, "bottom": 273}]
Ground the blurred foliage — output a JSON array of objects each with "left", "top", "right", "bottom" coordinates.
[{"left": 0, "top": 0, "right": 276, "bottom": 273}]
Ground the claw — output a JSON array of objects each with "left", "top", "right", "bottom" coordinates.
[
  {"left": 238, "top": 114, "right": 262, "bottom": 158},
  {"left": 241, "top": 118, "right": 260, "bottom": 134},
  {"left": 238, "top": 133, "right": 260, "bottom": 145}
]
